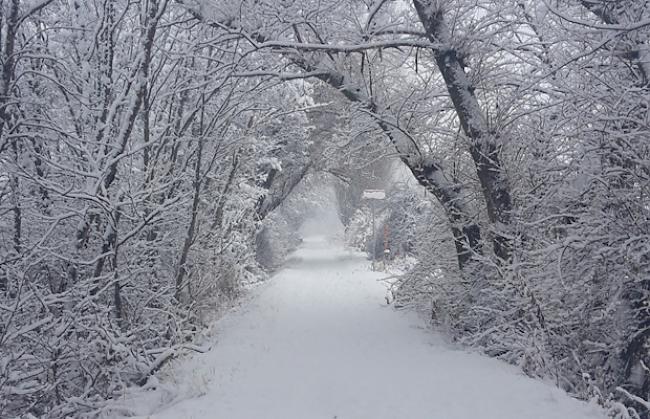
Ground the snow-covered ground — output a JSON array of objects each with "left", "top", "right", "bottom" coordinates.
[{"left": 109, "top": 230, "right": 606, "bottom": 419}]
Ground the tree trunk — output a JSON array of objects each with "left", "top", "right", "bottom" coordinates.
[
  {"left": 175, "top": 135, "right": 204, "bottom": 301},
  {"left": 256, "top": 162, "right": 311, "bottom": 221},
  {"left": 317, "top": 69, "right": 484, "bottom": 270},
  {"left": 413, "top": 0, "right": 513, "bottom": 262},
  {"left": 0, "top": 0, "right": 19, "bottom": 145},
  {"left": 212, "top": 152, "right": 239, "bottom": 231},
  {"left": 91, "top": 203, "right": 121, "bottom": 292}
]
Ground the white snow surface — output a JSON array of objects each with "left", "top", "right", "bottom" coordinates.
[{"left": 112, "top": 233, "right": 606, "bottom": 419}]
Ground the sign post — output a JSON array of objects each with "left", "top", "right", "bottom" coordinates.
[{"left": 362, "top": 190, "right": 386, "bottom": 271}]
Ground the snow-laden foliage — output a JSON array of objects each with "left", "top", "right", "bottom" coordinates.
[
  {"left": 2, "top": 0, "right": 650, "bottom": 417},
  {"left": 0, "top": 2, "right": 316, "bottom": 417}
]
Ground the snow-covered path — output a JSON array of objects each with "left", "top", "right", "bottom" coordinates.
[{"left": 122, "top": 235, "right": 605, "bottom": 419}]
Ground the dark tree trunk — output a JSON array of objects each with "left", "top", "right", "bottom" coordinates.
[
  {"left": 175, "top": 136, "right": 203, "bottom": 301},
  {"left": 408, "top": 158, "right": 482, "bottom": 271},
  {"left": 413, "top": 0, "right": 513, "bottom": 263},
  {"left": 91, "top": 204, "right": 121, "bottom": 294},
  {"left": 0, "top": 0, "right": 19, "bottom": 143},
  {"left": 212, "top": 152, "right": 239, "bottom": 231},
  {"left": 256, "top": 162, "right": 311, "bottom": 221},
  {"left": 316, "top": 70, "right": 485, "bottom": 270}
]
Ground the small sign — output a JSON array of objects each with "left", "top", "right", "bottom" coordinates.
[{"left": 362, "top": 189, "right": 385, "bottom": 200}]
